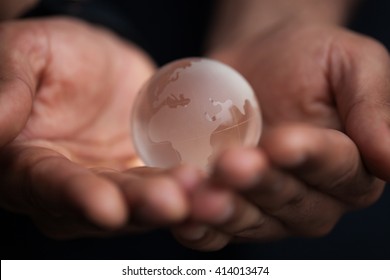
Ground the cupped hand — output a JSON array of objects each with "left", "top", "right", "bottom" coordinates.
[
  {"left": 212, "top": 19, "right": 390, "bottom": 178},
  {"left": 0, "top": 17, "right": 202, "bottom": 238},
  {"left": 173, "top": 20, "right": 387, "bottom": 250}
]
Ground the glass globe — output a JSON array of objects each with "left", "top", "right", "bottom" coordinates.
[{"left": 131, "top": 57, "right": 262, "bottom": 170}]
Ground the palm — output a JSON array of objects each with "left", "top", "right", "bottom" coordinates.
[
  {"left": 226, "top": 23, "right": 342, "bottom": 130},
  {"left": 221, "top": 23, "right": 387, "bottom": 209},
  {"left": 13, "top": 18, "right": 154, "bottom": 169},
  {"left": 229, "top": 22, "right": 390, "bottom": 180},
  {"left": 175, "top": 22, "right": 386, "bottom": 251},
  {"left": 0, "top": 18, "right": 195, "bottom": 238}
]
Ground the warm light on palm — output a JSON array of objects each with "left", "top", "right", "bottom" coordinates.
[
  {"left": 0, "top": 18, "right": 193, "bottom": 239},
  {"left": 11, "top": 18, "right": 155, "bottom": 169}
]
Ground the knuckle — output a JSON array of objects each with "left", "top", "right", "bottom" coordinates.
[
  {"left": 288, "top": 189, "right": 306, "bottom": 206},
  {"left": 346, "top": 180, "right": 385, "bottom": 209},
  {"left": 234, "top": 219, "right": 266, "bottom": 239},
  {"left": 261, "top": 186, "right": 307, "bottom": 217},
  {"left": 299, "top": 218, "right": 338, "bottom": 238}
]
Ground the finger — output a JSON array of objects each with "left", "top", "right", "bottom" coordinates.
[
  {"left": 129, "top": 164, "right": 206, "bottom": 192},
  {"left": 261, "top": 124, "right": 384, "bottom": 208},
  {"left": 168, "top": 164, "right": 206, "bottom": 192},
  {"left": 190, "top": 185, "right": 288, "bottom": 241},
  {"left": 174, "top": 219, "right": 286, "bottom": 252},
  {"left": 206, "top": 135, "right": 343, "bottom": 237},
  {"left": 0, "top": 144, "right": 128, "bottom": 230},
  {"left": 208, "top": 126, "right": 350, "bottom": 236},
  {"left": 224, "top": 162, "right": 347, "bottom": 238},
  {"left": 330, "top": 31, "right": 390, "bottom": 181},
  {"left": 173, "top": 222, "right": 231, "bottom": 251},
  {"left": 212, "top": 147, "right": 267, "bottom": 189},
  {"left": 247, "top": 168, "right": 345, "bottom": 237},
  {"left": 0, "top": 22, "right": 48, "bottom": 146},
  {"left": 32, "top": 210, "right": 116, "bottom": 240},
  {"left": 35, "top": 165, "right": 195, "bottom": 238},
  {"left": 177, "top": 189, "right": 288, "bottom": 251},
  {"left": 99, "top": 169, "right": 190, "bottom": 226}
]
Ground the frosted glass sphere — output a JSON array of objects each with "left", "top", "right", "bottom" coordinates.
[{"left": 131, "top": 58, "right": 262, "bottom": 170}]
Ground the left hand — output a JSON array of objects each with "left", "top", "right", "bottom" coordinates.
[{"left": 172, "top": 19, "right": 387, "bottom": 251}]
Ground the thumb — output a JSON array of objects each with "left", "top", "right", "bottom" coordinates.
[
  {"left": 330, "top": 30, "right": 390, "bottom": 181},
  {"left": 0, "top": 20, "right": 48, "bottom": 146}
]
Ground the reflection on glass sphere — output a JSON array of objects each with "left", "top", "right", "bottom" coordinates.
[{"left": 131, "top": 58, "right": 262, "bottom": 170}]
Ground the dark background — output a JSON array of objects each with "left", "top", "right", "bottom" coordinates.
[{"left": 1, "top": 0, "right": 389, "bottom": 259}]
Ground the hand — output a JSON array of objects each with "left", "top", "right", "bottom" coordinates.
[
  {"left": 173, "top": 20, "right": 386, "bottom": 250},
  {"left": 212, "top": 19, "right": 390, "bottom": 177},
  {"left": 0, "top": 17, "right": 202, "bottom": 238}
]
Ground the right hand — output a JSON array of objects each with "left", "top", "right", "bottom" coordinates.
[
  {"left": 0, "top": 17, "right": 202, "bottom": 239},
  {"left": 174, "top": 20, "right": 388, "bottom": 250}
]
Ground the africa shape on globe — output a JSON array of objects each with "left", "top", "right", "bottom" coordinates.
[{"left": 131, "top": 58, "right": 262, "bottom": 170}]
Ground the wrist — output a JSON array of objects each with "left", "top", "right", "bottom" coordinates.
[
  {"left": 207, "top": 0, "right": 356, "bottom": 53},
  {"left": 0, "top": 0, "right": 39, "bottom": 20}
]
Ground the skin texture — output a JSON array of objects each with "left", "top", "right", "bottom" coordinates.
[{"left": 172, "top": 19, "right": 388, "bottom": 250}]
